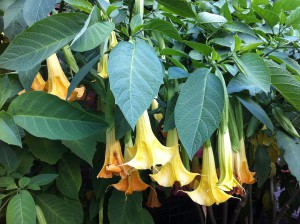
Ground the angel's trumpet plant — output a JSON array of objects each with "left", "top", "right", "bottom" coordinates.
[
  {"left": 45, "top": 53, "right": 85, "bottom": 101},
  {"left": 185, "top": 140, "right": 231, "bottom": 206},
  {"left": 146, "top": 185, "right": 162, "bottom": 208},
  {"left": 108, "top": 31, "right": 118, "bottom": 50},
  {"left": 32, "top": 72, "right": 46, "bottom": 91},
  {"left": 125, "top": 110, "right": 175, "bottom": 170},
  {"left": 97, "top": 125, "right": 130, "bottom": 179},
  {"left": 150, "top": 129, "right": 198, "bottom": 187},
  {"left": 151, "top": 99, "right": 163, "bottom": 122},
  {"left": 97, "top": 54, "right": 109, "bottom": 79}
]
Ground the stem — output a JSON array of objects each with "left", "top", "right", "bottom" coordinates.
[
  {"left": 208, "top": 206, "right": 217, "bottom": 224},
  {"left": 269, "top": 178, "right": 276, "bottom": 223},
  {"left": 99, "top": 196, "right": 105, "bottom": 224},
  {"left": 229, "top": 192, "right": 248, "bottom": 224},
  {"left": 222, "top": 201, "right": 228, "bottom": 224},
  {"left": 274, "top": 188, "right": 300, "bottom": 224},
  {"left": 248, "top": 184, "right": 253, "bottom": 224},
  {"left": 195, "top": 204, "right": 205, "bottom": 224}
]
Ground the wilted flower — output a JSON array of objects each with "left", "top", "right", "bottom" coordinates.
[
  {"left": 45, "top": 53, "right": 85, "bottom": 101},
  {"left": 146, "top": 188, "right": 162, "bottom": 208}
]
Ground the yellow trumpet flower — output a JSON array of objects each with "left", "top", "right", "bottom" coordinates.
[
  {"left": 217, "top": 127, "right": 240, "bottom": 191},
  {"left": 45, "top": 53, "right": 85, "bottom": 101},
  {"left": 151, "top": 99, "right": 163, "bottom": 122},
  {"left": 233, "top": 138, "right": 256, "bottom": 185},
  {"left": 31, "top": 72, "right": 46, "bottom": 91},
  {"left": 125, "top": 110, "right": 175, "bottom": 170},
  {"left": 108, "top": 31, "right": 118, "bottom": 50},
  {"left": 97, "top": 125, "right": 130, "bottom": 179},
  {"left": 185, "top": 141, "right": 231, "bottom": 206},
  {"left": 97, "top": 54, "right": 109, "bottom": 79},
  {"left": 150, "top": 129, "right": 198, "bottom": 187}
]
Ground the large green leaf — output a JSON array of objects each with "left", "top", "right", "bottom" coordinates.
[
  {"left": 276, "top": 131, "right": 300, "bottom": 183},
  {"left": 136, "top": 209, "right": 155, "bottom": 224},
  {"left": 156, "top": 0, "right": 195, "bottom": 18},
  {"left": 35, "top": 194, "right": 76, "bottom": 224},
  {"left": 0, "top": 13, "right": 87, "bottom": 71},
  {"left": 31, "top": 174, "right": 58, "bottom": 186},
  {"left": 18, "top": 65, "right": 41, "bottom": 91},
  {"left": 198, "top": 12, "right": 227, "bottom": 28},
  {"left": 8, "top": 92, "right": 107, "bottom": 140},
  {"left": 108, "top": 39, "right": 163, "bottom": 128},
  {"left": 0, "top": 142, "right": 18, "bottom": 173},
  {"left": 175, "top": 68, "right": 224, "bottom": 159},
  {"left": 286, "top": 7, "right": 300, "bottom": 26},
  {"left": 15, "top": 148, "right": 34, "bottom": 175},
  {"left": 228, "top": 53, "right": 270, "bottom": 95},
  {"left": 143, "top": 19, "right": 181, "bottom": 41},
  {"left": 56, "top": 156, "right": 82, "bottom": 199},
  {"left": 254, "top": 145, "right": 271, "bottom": 187},
  {"left": 3, "top": 0, "right": 25, "bottom": 29},
  {"left": 63, "top": 198, "right": 83, "bottom": 224},
  {"left": 0, "top": 111, "right": 21, "bottom": 146},
  {"left": 224, "top": 21, "right": 256, "bottom": 37},
  {"left": 25, "top": 135, "right": 67, "bottom": 165},
  {"left": 23, "top": 0, "right": 56, "bottom": 26},
  {"left": 273, "top": 0, "right": 300, "bottom": 11},
  {"left": 267, "top": 61, "right": 300, "bottom": 112},
  {"left": 6, "top": 190, "right": 36, "bottom": 224},
  {"left": 252, "top": 5, "right": 279, "bottom": 28},
  {"left": 64, "top": 0, "right": 93, "bottom": 13},
  {"left": 108, "top": 191, "right": 143, "bottom": 224}
]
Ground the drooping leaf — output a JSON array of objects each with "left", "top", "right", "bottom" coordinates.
[
  {"left": 23, "top": 0, "right": 56, "bottom": 26},
  {"left": 8, "top": 92, "right": 107, "bottom": 140},
  {"left": 228, "top": 53, "right": 270, "bottom": 95},
  {"left": 35, "top": 194, "right": 76, "bottom": 224},
  {"left": 6, "top": 190, "right": 36, "bottom": 224},
  {"left": 0, "top": 111, "right": 21, "bottom": 146},
  {"left": 56, "top": 156, "right": 82, "bottom": 199},
  {"left": 276, "top": 131, "right": 300, "bottom": 183},
  {"left": 237, "top": 97, "right": 274, "bottom": 131},
  {"left": 64, "top": 0, "right": 93, "bottom": 13},
  {"left": 267, "top": 61, "right": 300, "bottom": 112},
  {"left": 175, "top": 68, "right": 224, "bottom": 159},
  {"left": 254, "top": 145, "right": 271, "bottom": 187},
  {"left": 156, "top": 0, "right": 195, "bottom": 18},
  {"left": 108, "top": 39, "right": 163, "bottom": 128},
  {"left": 143, "top": 19, "right": 181, "bottom": 41},
  {"left": 0, "top": 13, "right": 87, "bottom": 71},
  {"left": 0, "top": 142, "right": 18, "bottom": 173},
  {"left": 25, "top": 134, "right": 67, "bottom": 165}
]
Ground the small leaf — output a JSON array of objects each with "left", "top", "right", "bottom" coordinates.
[
  {"left": 254, "top": 145, "right": 271, "bottom": 187},
  {"left": 6, "top": 190, "right": 36, "bottom": 224},
  {"left": 31, "top": 174, "right": 58, "bottom": 186},
  {"left": 56, "top": 156, "right": 82, "bottom": 199},
  {"left": 8, "top": 92, "right": 107, "bottom": 140},
  {"left": 224, "top": 21, "right": 256, "bottom": 37},
  {"left": 143, "top": 19, "right": 181, "bottom": 41},
  {"left": 0, "top": 142, "right": 18, "bottom": 173},
  {"left": 15, "top": 149, "right": 34, "bottom": 175},
  {"left": 252, "top": 5, "right": 279, "bottom": 28},
  {"left": 156, "top": 0, "right": 195, "bottom": 18},
  {"left": 0, "top": 74, "right": 23, "bottom": 109},
  {"left": 0, "top": 111, "right": 22, "bottom": 147},
  {"left": 0, "top": 177, "right": 15, "bottom": 188},
  {"left": 183, "top": 41, "right": 213, "bottom": 56},
  {"left": 18, "top": 177, "right": 31, "bottom": 188},
  {"left": 108, "top": 39, "right": 163, "bottom": 128},
  {"left": 198, "top": 12, "right": 227, "bottom": 28},
  {"left": 175, "top": 68, "right": 224, "bottom": 159},
  {"left": 64, "top": 0, "right": 93, "bottom": 13}
]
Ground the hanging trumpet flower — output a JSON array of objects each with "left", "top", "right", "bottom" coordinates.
[
  {"left": 18, "top": 72, "right": 46, "bottom": 95},
  {"left": 185, "top": 140, "right": 231, "bottom": 206},
  {"left": 45, "top": 53, "right": 85, "bottom": 101},
  {"left": 108, "top": 31, "right": 118, "bottom": 50},
  {"left": 97, "top": 54, "right": 109, "bottom": 79},
  {"left": 97, "top": 125, "right": 130, "bottom": 179},
  {"left": 150, "top": 129, "right": 198, "bottom": 187},
  {"left": 125, "top": 110, "right": 175, "bottom": 170}
]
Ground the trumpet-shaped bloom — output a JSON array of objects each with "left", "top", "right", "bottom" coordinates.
[
  {"left": 125, "top": 110, "right": 175, "bottom": 170},
  {"left": 32, "top": 72, "right": 46, "bottom": 91},
  {"left": 112, "top": 170, "right": 149, "bottom": 195},
  {"left": 146, "top": 188, "right": 162, "bottom": 208},
  {"left": 46, "top": 53, "right": 85, "bottom": 101},
  {"left": 109, "top": 31, "right": 118, "bottom": 50},
  {"left": 185, "top": 141, "right": 231, "bottom": 206},
  {"left": 233, "top": 138, "right": 256, "bottom": 185},
  {"left": 150, "top": 129, "right": 198, "bottom": 187},
  {"left": 217, "top": 127, "right": 240, "bottom": 191},
  {"left": 97, "top": 54, "right": 109, "bottom": 79},
  {"left": 97, "top": 125, "right": 130, "bottom": 179}
]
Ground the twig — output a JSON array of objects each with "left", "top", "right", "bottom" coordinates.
[
  {"left": 269, "top": 178, "right": 276, "bottom": 223},
  {"left": 222, "top": 201, "right": 228, "bottom": 224},
  {"left": 248, "top": 184, "right": 253, "bottom": 224},
  {"left": 274, "top": 188, "right": 300, "bottom": 224},
  {"left": 208, "top": 206, "right": 217, "bottom": 224},
  {"left": 229, "top": 192, "right": 248, "bottom": 224},
  {"left": 195, "top": 204, "right": 205, "bottom": 224}
]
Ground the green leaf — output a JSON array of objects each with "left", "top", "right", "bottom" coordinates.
[
  {"left": 163, "top": 94, "right": 178, "bottom": 132},
  {"left": 63, "top": 198, "right": 83, "bottom": 224},
  {"left": 198, "top": 12, "right": 227, "bottom": 28},
  {"left": 0, "top": 13, "right": 87, "bottom": 71},
  {"left": 0, "top": 177, "right": 15, "bottom": 188},
  {"left": 228, "top": 53, "right": 270, "bottom": 95},
  {"left": 0, "top": 74, "right": 23, "bottom": 109},
  {"left": 62, "top": 133, "right": 99, "bottom": 165},
  {"left": 130, "top": 15, "right": 143, "bottom": 35},
  {"left": 25, "top": 135, "right": 67, "bottom": 165},
  {"left": 267, "top": 61, "right": 300, "bottom": 112},
  {"left": 18, "top": 64, "right": 41, "bottom": 91},
  {"left": 108, "top": 191, "right": 143, "bottom": 224},
  {"left": 18, "top": 177, "right": 31, "bottom": 188},
  {"left": 114, "top": 106, "right": 131, "bottom": 140},
  {"left": 143, "top": 19, "right": 181, "bottom": 41},
  {"left": 23, "top": 0, "right": 56, "bottom": 26},
  {"left": 56, "top": 156, "right": 82, "bottom": 199},
  {"left": 168, "top": 67, "right": 188, "bottom": 79},
  {"left": 0, "top": 111, "right": 21, "bottom": 146},
  {"left": 108, "top": 39, "right": 163, "bottom": 129},
  {"left": 156, "top": 0, "right": 195, "bottom": 18},
  {"left": 254, "top": 145, "right": 271, "bottom": 187},
  {"left": 71, "top": 6, "right": 114, "bottom": 52},
  {"left": 136, "top": 209, "right": 155, "bottom": 224},
  {"left": 237, "top": 97, "right": 274, "bottom": 131},
  {"left": 15, "top": 149, "right": 34, "bottom": 175},
  {"left": 175, "top": 68, "right": 224, "bottom": 159},
  {"left": 0, "top": 142, "right": 18, "bottom": 172},
  {"left": 31, "top": 174, "right": 58, "bottom": 186},
  {"left": 160, "top": 48, "right": 188, "bottom": 57},
  {"left": 269, "top": 52, "right": 300, "bottom": 76},
  {"left": 35, "top": 194, "right": 76, "bottom": 224},
  {"left": 273, "top": 0, "right": 300, "bottom": 11},
  {"left": 183, "top": 41, "right": 213, "bottom": 56},
  {"left": 224, "top": 21, "right": 256, "bottom": 37},
  {"left": 252, "top": 5, "right": 279, "bottom": 28},
  {"left": 286, "top": 7, "right": 300, "bottom": 26},
  {"left": 8, "top": 92, "right": 107, "bottom": 140},
  {"left": 252, "top": 0, "right": 269, "bottom": 5},
  {"left": 276, "top": 131, "right": 300, "bottom": 183},
  {"left": 3, "top": 0, "right": 25, "bottom": 29},
  {"left": 64, "top": 0, "right": 93, "bottom": 13},
  {"left": 6, "top": 190, "right": 36, "bottom": 224}
]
